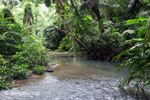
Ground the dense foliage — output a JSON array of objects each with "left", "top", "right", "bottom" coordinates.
[
  {"left": 1, "top": 0, "right": 150, "bottom": 98},
  {"left": 114, "top": 17, "right": 150, "bottom": 99},
  {"left": 0, "top": 7, "right": 48, "bottom": 89}
]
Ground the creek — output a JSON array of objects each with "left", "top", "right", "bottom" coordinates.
[{"left": 0, "top": 57, "right": 148, "bottom": 100}]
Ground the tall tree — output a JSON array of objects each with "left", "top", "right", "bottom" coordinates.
[{"left": 23, "top": 2, "right": 34, "bottom": 25}]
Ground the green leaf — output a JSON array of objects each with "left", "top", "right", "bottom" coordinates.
[
  {"left": 125, "top": 18, "right": 148, "bottom": 26},
  {"left": 120, "top": 38, "right": 144, "bottom": 46}
]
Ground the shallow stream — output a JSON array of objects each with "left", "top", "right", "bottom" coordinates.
[{"left": 0, "top": 57, "right": 148, "bottom": 100}]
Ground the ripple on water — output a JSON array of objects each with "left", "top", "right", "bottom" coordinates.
[{"left": 0, "top": 75, "right": 141, "bottom": 100}]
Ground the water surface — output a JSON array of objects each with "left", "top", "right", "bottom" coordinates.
[{"left": 0, "top": 57, "right": 148, "bottom": 100}]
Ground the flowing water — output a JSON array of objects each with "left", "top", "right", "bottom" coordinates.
[{"left": 0, "top": 57, "right": 149, "bottom": 100}]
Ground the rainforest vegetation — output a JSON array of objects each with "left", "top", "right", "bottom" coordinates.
[{"left": 0, "top": 0, "right": 150, "bottom": 98}]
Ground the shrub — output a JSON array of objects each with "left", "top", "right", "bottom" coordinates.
[
  {"left": 11, "top": 52, "right": 32, "bottom": 66},
  {"left": 12, "top": 64, "right": 31, "bottom": 80},
  {"left": 0, "top": 55, "right": 10, "bottom": 89},
  {"left": 19, "top": 34, "right": 48, "bottom": 66},
  {"left": 56, "top": 36, "right": 72, "bottom": 52},
  {"left": 114, "top": 18, "right": 150, "bottom": 97},
  {"left": 33, "top": 65, "right": 46, "bottom": 75},
  {"left": 0, "top": 77, "right": 10, "bottom": 90},
  {"left": 43, "top": 24, "right": 66, "bottom": 50}
]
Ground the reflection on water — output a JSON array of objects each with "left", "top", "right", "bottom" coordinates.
[
  {"left": 0, "top": 57, "right": 149, "bottom": 100},
  {"left": 50, "top": 57, "right": 126, "bottom": 80}
]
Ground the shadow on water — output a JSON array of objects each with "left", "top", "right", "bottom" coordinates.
[{"left": 0, "top": 56, "right": 149, "bottom": 100}]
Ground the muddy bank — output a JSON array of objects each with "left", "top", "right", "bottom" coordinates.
[{"left": 49, "top": 52, "right": 73, "bottom": 57}]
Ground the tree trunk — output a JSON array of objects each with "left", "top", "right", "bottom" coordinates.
[
  {"left": 0, "top": 0, "right": 3, "bottom": 6},
  {"left": 91, "top": 6, "right": 104, "bottom": 33},
  {"left": 89, "top": 0, "right": 104, "bottom": 33}
]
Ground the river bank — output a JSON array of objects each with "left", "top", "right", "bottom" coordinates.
[{"left": 49, "top": 52, "right": 73, "bottom": 57}]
